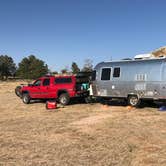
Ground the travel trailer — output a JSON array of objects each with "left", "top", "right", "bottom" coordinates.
[{"left": 91, "top": 58, "right": 166, "bottom": 106}]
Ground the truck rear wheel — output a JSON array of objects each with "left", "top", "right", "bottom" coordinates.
[
  {"left": 128, "top": 95, "right": 141, "bottom": 107},
  {"left": 84, "top": 96, "right": 93, "bottom": 104},
  {"left": 59, "top": 93, "right": 70, "bottom": 105},
  {"left": 22, "top": 93, "right": 31, "bottom": 104}
]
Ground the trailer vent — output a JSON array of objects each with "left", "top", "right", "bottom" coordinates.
[
  {"left": 135, "top": 74, "right": 147, "bottom": 81},
  {"left": 134, "top": 54, "right": 154, "bottom": 60}
]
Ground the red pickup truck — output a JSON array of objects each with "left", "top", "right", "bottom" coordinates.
[{"left": 16, "top": 75, "right": 90, "bottom": 105}]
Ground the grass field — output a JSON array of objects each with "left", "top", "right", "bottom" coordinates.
[{"left": 0, "top": 81, "right": 166, "bottom": 166}]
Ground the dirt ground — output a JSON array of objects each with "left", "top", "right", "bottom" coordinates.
[{"left": 0, "top": 81, "right": 166, "bottom": 166}]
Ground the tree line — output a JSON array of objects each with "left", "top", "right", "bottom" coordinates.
[{"left": 0, "top": 55, "right": 93, "bottom": 80}]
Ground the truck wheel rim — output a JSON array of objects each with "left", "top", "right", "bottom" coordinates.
[
  {"left": 23, "top": 96, "right": 28, "bottom": 103},
  {"left": 61, "top": 97, "right": 67, "bottom": 104}
]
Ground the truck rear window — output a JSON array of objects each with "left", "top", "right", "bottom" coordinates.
[{"left": 55, "top": 78, "right": 72, "bottom": 84}]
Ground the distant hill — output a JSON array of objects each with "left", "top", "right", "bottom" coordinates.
[{"left": 152, "top": 46, "right": 166, "bottom": 57}]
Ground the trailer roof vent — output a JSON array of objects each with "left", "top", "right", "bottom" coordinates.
[
  {"left": 121, "top": 58, "right": 132, "bottom": 60},
  {"left": 134, "top": 53, "right": 154, "bottom": 60}
]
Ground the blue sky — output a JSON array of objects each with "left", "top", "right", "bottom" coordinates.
[{"left": 0, "top": 0, "right": 166, "bottom": 71}]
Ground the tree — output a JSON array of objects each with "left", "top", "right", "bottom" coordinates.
[
  {"left": 61, "top": 68, "right": 68, "bottom": 74},
  {"left": 0, "top": 55, "right": 16, "bottom": 80},
  {"left": 61, "top": 65, "right": 71, "bottom": 75},
  {"left": 61, "top": 69, "right": 67, "bottom": 74},
  {"left": 82, "top": 59, "right": 93, "bottom": 72},
  {"left": 51, "top": 71, "right": 58, "bottom": 75},
  {"left": 16, "top": 55, "right": 48, "bottom": 79},
  {"left": 71, "top": 62, "right": 80, "bottom": 74}
]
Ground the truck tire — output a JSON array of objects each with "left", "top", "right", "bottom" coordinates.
[
  {"left": 15, "top": 86, "right": 22, "bottom": 97},
  {"left": 22, "top": 93, "right": 31, "bottom": 104},
  {"left": 128, "top": 95, "right": 141, "bottom": 107},
  {"left": 84, "top": 96, "right": 92, "bottom": 104},
  {"left": 59, "top": 93, "right": 70, "bottom": 105}
]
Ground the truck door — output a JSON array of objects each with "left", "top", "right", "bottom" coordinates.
[
  {"left": 41, "top": 78, "right": 52, "bottom": 98},
  {"left": 30, "top": 79, "right": 42, "bottom": 98}
]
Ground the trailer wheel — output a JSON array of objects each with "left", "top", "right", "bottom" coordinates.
[
  {"left": 59, "top": 93, "right": 70, "bottom": 105},
  {"left": 128, "top": 95, "right": 140, "bottom": 107},
  {"left": 22, "top": 93, "right": 31, "bottom": 104}
]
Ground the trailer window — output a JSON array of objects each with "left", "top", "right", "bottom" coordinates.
[
  {"left": 113, "top": 67, "right": 120, "bottom": 78},
  {"left": 101, "top": 68, "right": 111, "bottom": 80},
  {"left": 92, "top": 70, "right": 96, "bottom": 81}
]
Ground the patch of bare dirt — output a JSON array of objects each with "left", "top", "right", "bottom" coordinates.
[{"left": 71, "top": 113, "right": 114, "bottom": 126}]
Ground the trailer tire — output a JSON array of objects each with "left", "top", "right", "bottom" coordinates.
[
  {"left": 128, "top": 95, "right": 141, "bottom": 107},
  {"left": 22, "top": 93, "right": 31, "bottom": 104},
  {"left": 59, "top": 93, "right": 70, "bottom": 105}
]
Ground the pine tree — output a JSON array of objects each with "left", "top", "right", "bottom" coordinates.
[
  {"left": 16, "top": 55, "right": 48, "bottom": 79},
  {"left": 82, "top": 59, "right": 93, "bottom": 72},
  {"left": 71, "top": 62, "right": 80, "bottom": 74},
  {"left": 0, "top": 55, "right": 16, "bottom": 80}
]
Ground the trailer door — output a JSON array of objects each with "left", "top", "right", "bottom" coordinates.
[
  {"left": 161, "top": 62, "right": 166, "bottom": 98},
  {"left": 111, "top": 67, "right": 122, "bottom": 97},
  {"left": 99, "top": 68, "right": 112, "bottom": 96}
]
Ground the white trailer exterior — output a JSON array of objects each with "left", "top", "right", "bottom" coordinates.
[{"left": 92, "top": 58, "right": 166, "bottom": 106}]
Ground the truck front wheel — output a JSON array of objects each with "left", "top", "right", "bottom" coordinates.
[
  {"left": 59, "top": 93, "right": 70, "bottom": 105},
  {"left": 22, "top": 93, "right": 31, "bottom": 104},
  {"left": 128, "top": 95, "right": 141, "bottom": 107},
  {"left": 15, "top": 86, "right": 22, "bottom": 97}
]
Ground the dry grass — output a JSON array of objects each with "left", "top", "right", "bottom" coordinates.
[{"left": 0, "top": 82, "right": 166, "bottom": 166}]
